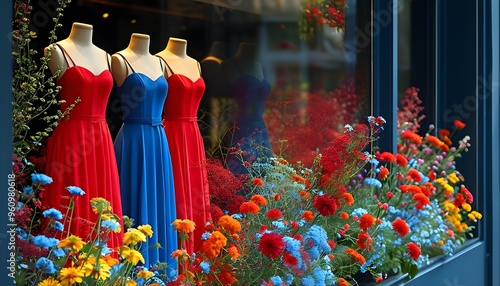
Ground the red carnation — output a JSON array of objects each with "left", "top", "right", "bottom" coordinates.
[
  {"left": 407, "top": 169, "right": 422, "bottom": 182},
  {"left": 313, "top": 194, "right": 338, "bottom": 216},
  {"left": 266, "top": 209, "right": 283, "bottom": 220},
  {"left": 359, "top": 213, "right": 376, "bottom": 229},
  {"left": 407, "top": 242, "right": 421, "bottom": 260},
  {"left": 283, "top": 251, "right": 298, "bottom": 267},
  {"left": 454, "top": 119, "right": 466, "bottom": 130},
  {"left": 377, "top": 151, "right": 396, "bottom": 162},
  {"left": 356, "top": 231, "right": 373, "bottom": 250},
  {"left": 413, "top": 193, "right": 431, "bottom": 210},
  {"left": 258, "top": 232, "right": 285, "bottom": 259},
  {"left": 392, "top": 219, "right": 410, "bottom": 237},
  {"left": 394, "top": 154, "right": 408, "bottom": 167}
]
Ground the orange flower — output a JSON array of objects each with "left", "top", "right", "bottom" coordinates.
[
  {"left": 378, "top": 166, "right": 389, "bottom": 180},
  {"left": 172, "top": 219, "right": 196, "bottom": 234},
  {"left": 240, "top": 201, "right": 260, "bottom": 214},
  {"left": 341, "top": 193, "right": 354, "bottom": 206},
  {"left": 392, "top": 219, "right": 410, "bottom": 237},
  {"left": 338, "top": 278, "right": 349, "bottom": 286},
  {"left": 426, "top": 135, "right": 445, "bottom": 149},
  {"left": 439, "top": 128, "right": 451, "bottom": 138},
  {"left": 217, "top": 215, "right": 241, "bottom": 234},
  {"left": 250, "top": 195, "right": 267, "bottom": 206},
  {"left": 394, "top": 154, "right": 408, "bottom": 167},
  {"left": 302, "top": 210, "right": 314, "bottom": 222},
  {"left": 407, "top": 169, "right": 422, "bottom": 182},
  {"left": 442, "top": 136, "right": 452, "bottom": 146},
  {"left": 344, "top": 248, "right": 366, "bottom": 264},
  {"left": 413, "top": 193, "right": 431, "bottom": 210},
  {"left": 340, "top": 211, "right": 349, "bottom": 220},
  {"left": 200, "top": 231, "right": 227, "bottom": 258},
  {"left": 228, "top": 245, "right": 240, "bottom": 260},
  {"left": 401, "top": 131, "right": 422, "bottom": 145},
  {"left": 251, "top": 178, "right": 265, "bottom": 187},
  {"left": 454, "top": 119, "right": 466, "bottom": 130},
  {"left": 171, "top": 249, "right": 189, "bottom": 261},
  {"left": 359, "top": 213, "right": 376, "bottom": 229},
  {"left": 299, "top": 190, "right": 311, "bottom": 199},
  {"left": 377, "top": 152, "right": 396, "bottom": 162},
  {"left": 291, "top": 174, "right": 306, "bottom": 183}
]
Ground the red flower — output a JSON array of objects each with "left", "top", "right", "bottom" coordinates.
[
  {"left": 407, "top": 169, "right": 422, "bottom": 182},
  {"left": 250, "top": 195, "right": 267, "bottom": 206},
  {"left": 439, "top": 128, "right": 451, "bottom": 138},
  {"left": 454, "top": 119, "right": 466, "bottom": 130},
  {"left": 356, "top": 231, "right": 372, "bottom": 250},
  {"left": 283, "top": 252, "right": 298, "bottom": 267},
  {"left": 407, "top": 242, "right": 421, "bottom": 260},
  {"left": 392, "top": 219, "right": 410, "bottom": 237},
  {"left": 258, "top": 232, "right": 285, "bottom": 259},
  {"left": 460, "top": 186, "right": 474, "bottom": 203},
  {"left": 313, "top": 194, "right": 338, "bottom": 216},
  {"left": 340, "top": 211, "right": 349, "bottom": 220},
  {"left": 401, "top": 131, "right": 422, "bottom": 145},
  {"left": 291, "top": 221, "right": 299, "bottom": 229},
  {"left": 252, "top": 178, "right": 265, "bottom": 186},
  {"left": 266, "top": 209, "right": 283, "bottom": 220},
  {"left": 302, "top": 211, "right": 314, "bottom": 222},
  {"left": 379, "top": 166, "right": 389, "bottom": 180},
  {"left": 386, "top": 191, "right": 394, "bottom": 199},
  {"left": 344, "top": 248, "right": 366, "bottom": 264},
  {"left": 377, "top": 152, "right": 396, "bottom": 162},
  {"left": 394, "top": 154, "right": 408, "bottom": 167},
  {"left": 359, "top": 213, "right": 376, "bottom": 229},
  {"left": 413, "top": 193, "right": 431, "bottom": 210},
  {"left": 341, "top": 193, "right": 354, "bottom": 206}
]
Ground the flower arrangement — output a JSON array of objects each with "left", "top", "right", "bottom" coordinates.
[
  {"left": 299, "top": 0, "right": 346, "bottom": 43},
  {"left": 164, "top": 88, "right": 480, "bottom": 285}
]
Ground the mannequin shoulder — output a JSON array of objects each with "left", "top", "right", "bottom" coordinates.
[{"left": 44, "top": 43, "right": 67, "bottom": 76}]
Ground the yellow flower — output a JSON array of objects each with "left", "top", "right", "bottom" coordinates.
[
  {"left": 138, "top": 224, "right": 153, "bottom": 238},
  {"left": 448, "top": 172, "right": 460, "bottom": 184},
  {"left": 172, "top": 219, "right": 196, "bottom": 234},
  {"left": 468, "top": 211, "right": 483, "bottom": 221},
  {"left": 101, "top": 255, "right": 119, "bottom": 267},
  {"left": 121, "top": 246, "right": 145, "bottom": 264},
  {"left": 137, "top": 270, "right": 154, "bottom": 279},
  {"left": 462, "top": 203, "right": 472, "bottom": 212},
  {"left": 38, "top": 277, "right": 61, "bottom": 286},
  {"left": 82, "top": 258, "right": 111, "bottom": 280},
  {"left": 58, "top": 267, "right": 85, "bottom": 286},
  {"left": 57, "top": 235, "right": 86, "bottom": 252},
  {"left": 123, "top": 228, "right": 147, "bottom": 245},
  {"left": 90, "top": 197, "right": 111, "bottom": 214},
  {"left": 126, "top": 280, "right": 138, "bottom": 286}
]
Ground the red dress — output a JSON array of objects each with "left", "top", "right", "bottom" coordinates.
[
  {"left": 161, "top": 59, "right": 212, "bottom": 254},
  {"left": 43, "top": 44, "right": 123, "bottom": 249}
]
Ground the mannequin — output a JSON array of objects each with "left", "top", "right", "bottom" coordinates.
[
  {"left": 221, "top": 42, "right": 265, "bottom": 83},
  {"left": 156, "top": 37, "right": 212, "bottom": 254},
  {"left": 41, "top": 22, "right": 124, "bottom": 251},
  {"left": 111, "top": 33, "right": 166, "bottom": 86},
  {"left": 111, "top": 33, "right": 178, "bottom": 269},
  {"left": 155, "top": 37, "right": 200, "bottom": 81},
  {"left": 45, "top": 22, "right": 109, "bottom": 78}
]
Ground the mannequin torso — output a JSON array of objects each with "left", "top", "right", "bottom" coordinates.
[
  {"left": 156, "top": 37, "right": 201, "bottom": 81},
  {"left": 45, "top": 22, "right": 110, "bottom": 79},
  {"left": 221, "top": 42, "right": 265, "bottom": 83},
  {"left": 111, "top": 33, "right": 165, "bottom": 87}
]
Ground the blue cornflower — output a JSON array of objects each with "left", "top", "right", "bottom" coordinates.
[
  {"left": 351, "top": 208, "right": 368, "bottom": 217},
  {"left": 303, "top": 225, "right": 331, "bottom": 253},
  {"left": 53, "top": 248, "right": 66, "bottom": 257},
  {"left": 201, "top": 232, "right": 211, "bottom": 240},
  {"left": 272, "top": 221, "right": 286, "bottom": 230},
  {"left": 101, "top": 219, "right": 121, "bottom": 232},
  {"left": 32, "top": 235, "right": 59, "bottom": 249},
  {"left": 31, "top": 173, "right": 53, "bottom": 185},
  {"left": 199, "top": 261, "right": 210, "bottom": 274},
  {"left": 231, "top": 213, "right": 244, "bottom": 219},
  {"left": 53, "top": 221, "right": 64, "bottom": 232},
  {"left": 307, "top": 245, "right": 320, "bottom": 260},
  {"left": 284, "top": 273, "right": 294, "bottom": 285},
  {"left": 17, "top": 228, "right": 27, "bottom": 240},
  {"left": 66, "top": 186, "right": 85, "bottom": 196},
  {"left": 270, "top": 276, "right": 283, "bottom": 285},
  {"left": 36, "top": 257, "right": 57, "bottom": 274},
  {"left": 364, "top": 178, "right": 382, "bottom": 188},
  {"left": 23, "top": 186, "right": 33, "bottom": 195},
  {"left": 42, "top": 208, "right": 63, "bottom": 220},
  {"left": 312, "top": 267, "right": 326, "bottom": 286},
  {"left": 301, "top": 276, "right": 315, "bottom": 286}
]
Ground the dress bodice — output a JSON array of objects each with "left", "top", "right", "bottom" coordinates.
[
  {"left": 230, "top": 75, "right": 271, "bottom": 121},
  {"left": 163, "top": 74, "right": 205, "bottom": 120}
]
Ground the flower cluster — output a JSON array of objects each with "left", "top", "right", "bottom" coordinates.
[
  {"left": 299, "top": 0, "right": 346, "bottom": 43},
  {"left": 13, "top": 172, "right": 163, "bottom": 286}
]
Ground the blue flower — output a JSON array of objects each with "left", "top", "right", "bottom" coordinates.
[
  {"left": 201, "top": 232, "right": 211, "bottom": 240},
  {"left": 42, "top": 208, "right": 63, "bottom": 220},
  {"left": 66, "top": 186, "right": 85, "bottom": 196},
  {"left": 351, "top": 208, "right": 368, "bottom": 217},
  {"left": 364, "top": 178, "right": 382, "bottom": 188},
  {"left": 32, "top": 235, "right": 59, "bottom": 249},
  {"left": 36, "top": 257, "right": 57, "bottom": 274},
  {"left": 284, "top": 273, "right": 294, "bottom": 285},
  {"left": 270, "top": 276, "right": 283, "bottom": 285},
  {"left": 17, "top": 228, "right": 27, "bottom": 240},
  {"left": 200, "top": 261, "right": 210, "bottom": 274},
  {"left": 31, "top": 173, "right": 53, "bottom": 185},
  {"left": 23, "top": 186, "right": 33, "bottom": 195},
  {"left": 301, "top": 276, "right": 315, "bottom": 286},
  {"left": 101, "top": 219, "right": 121, "bottom": 232},
  {"left": 312, "top": 267, "right": 326, "bottom": 286},
  {"left": 53, "top": 221, "right": 64, "bottom": 232},
  {"left": 53, "top": 248, "right": 66, "bottom": 257}
]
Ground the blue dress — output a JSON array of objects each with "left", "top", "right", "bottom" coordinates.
[{"left": 113, "top": 54, "right": 177, "bottom": 273}]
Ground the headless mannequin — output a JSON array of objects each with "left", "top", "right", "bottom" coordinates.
[
  {"left": 156, "top": 37, "right": 201, "bottom": 81},
  {"left": 221, "top": 42, "right": 265, "bottom": 83},
  {"left": 201, "top": 41, "right": 227, "bottom": 88},
  {"left": 45, "top": 22, "right": 110, "bottom": 79},
  {"left": 111, "top": 33, "right": 165, "bottom": 87}
]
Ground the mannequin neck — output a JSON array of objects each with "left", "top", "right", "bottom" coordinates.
[
  {"left": 234, "top": 42, "right": 258, "bottom": 62},
  {"left": 127, "top": 34, "right": 151, "bottom": 55},
  {"left": 207, "top": 41, "right": 227, "bottom": 60},
  {"left": 166, "top": 38, "right": 188, "bottom": 57},
  {"left": 67, "top": 22, "right": 93, "bottom": 46}
]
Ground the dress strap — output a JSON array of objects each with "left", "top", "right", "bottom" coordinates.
[
  {"left": 157, "top": 55, "right": 175, "bottom": 75},
  {"left": 106, "top": 53, "right": 112, "bottom": 71},
  {"left": 159, "top": 57, "right": 164, "bottom": 72},
  {"left": 197, "top": 61, "right": 202, "bottom": 77},
  {"left": 55, "top": 44, "right": 75, "bottom": 68},
  {"left": 115, "top": 53, "right": 135, "bottom": 75}
]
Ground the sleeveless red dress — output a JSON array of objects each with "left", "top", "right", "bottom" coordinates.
[
  {"left": 43, "top": 44, "right": 124, "bottom": 249},
  {"left": 160, "top": 59, "right": 212, "bottom": 254}
]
